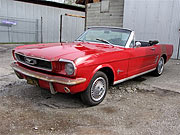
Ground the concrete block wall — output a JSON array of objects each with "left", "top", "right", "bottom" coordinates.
[{"left": 86, "top": 0, "right": 124, "bottom": 28}]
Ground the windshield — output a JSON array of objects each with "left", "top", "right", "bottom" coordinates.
[{"left": 76, "top": 27, "right": 131, "bottom": 47}]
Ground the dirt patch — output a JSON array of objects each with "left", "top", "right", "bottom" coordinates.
[{"left": 101, "top": 106, "right": 117, "bottom": 114}]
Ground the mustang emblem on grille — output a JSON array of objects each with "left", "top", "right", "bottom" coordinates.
[{"left": 24, "top": 57, "right": 37, "bottom": 65}]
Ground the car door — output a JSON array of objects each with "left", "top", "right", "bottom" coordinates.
[{"left": 127, "top": 44, "right": 157, "bottom": 77}]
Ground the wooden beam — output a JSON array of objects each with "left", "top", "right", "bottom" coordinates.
[{"left": 65, "top": 13, "right": 85, "bottom": 18}]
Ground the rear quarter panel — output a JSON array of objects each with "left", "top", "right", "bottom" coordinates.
[{"left": 155, "top": 44, "right": 173, "bottom": 62}]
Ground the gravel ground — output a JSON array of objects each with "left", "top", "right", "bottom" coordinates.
[{"left": 0, "top": 44, "right": 180, "bottom": 135}]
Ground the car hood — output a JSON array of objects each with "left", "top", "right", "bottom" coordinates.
[{"left": 15, "top": 42, "right": 124, "bottom": 61}]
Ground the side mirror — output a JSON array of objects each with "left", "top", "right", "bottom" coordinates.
[
  {"left": 135, "top": 41, "right": 141, "bottom": 48},
  {"left": 149, "top": 40, "right": 159, "bottom": 45}
]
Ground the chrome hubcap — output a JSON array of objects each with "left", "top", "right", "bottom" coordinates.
[
  {"left": 91, "top": 77, "right": 106, "bottom": 102},
  {"left": 158, "top": 57, "right": 164, "bottom": 74}
]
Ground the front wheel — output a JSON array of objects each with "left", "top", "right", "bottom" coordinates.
[
  {"left": 81, "top": 71, "right": 108, "bottom": 106},
  {"left": 153, "top": 57, "right": 164, "bottom": 76}
]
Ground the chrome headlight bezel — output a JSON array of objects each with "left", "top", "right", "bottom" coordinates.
[
  {"left": 59, "top": 59, "right": 76, "bottom": 76},
  {"left": 65, "top": 63, "right": 74, "bottom": 75}
]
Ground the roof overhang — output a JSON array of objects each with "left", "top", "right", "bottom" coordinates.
[
  {"left": 76, "top": 0, "right": 100, "bottom": 5},
  {"left": 14, "top": 0, "right": 85, "bottom": 12}
]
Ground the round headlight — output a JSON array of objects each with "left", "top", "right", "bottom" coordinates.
[{"left": 65, "top": 63, "right": 75, "bottom": 75}]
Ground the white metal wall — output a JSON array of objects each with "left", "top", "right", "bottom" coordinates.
[
  {"left": 123, "top": 0, "right": 180, "bottom": 59},
  {"left": 0, "top": 16, "right": 39, "bottom": 43},
  {"left": 62, "top": 15, "right": 85, "bottom": 42},
  {"left": 0, "top": 0, "right": 85, "bottom": 43}
]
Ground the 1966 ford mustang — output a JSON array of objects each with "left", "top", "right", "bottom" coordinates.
[{"left": 11, "top": 27, "right": 173, "bottom": 106}]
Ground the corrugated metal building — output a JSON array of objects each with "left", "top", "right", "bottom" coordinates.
[
  {"left": 0, "top": 0, "right": 85, "bottom": 43},
  {"left": 82, "top": 0, "right": 180, "bottom": 59},
  {"left": 123, "top": 0, "right": 180, "bottom": 59}
]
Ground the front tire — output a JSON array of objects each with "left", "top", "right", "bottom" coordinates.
[
  {"left": 81, "top": 71, "right": 108, "bottom": 106},
  {"left": 153, "top": 57, "right": 164, "bottom": 76}
]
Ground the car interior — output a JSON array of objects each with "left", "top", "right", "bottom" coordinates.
[{"left": 135, "top": 40, "right": 159, "bottom": 47}]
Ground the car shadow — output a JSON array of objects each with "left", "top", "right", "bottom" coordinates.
[
  {"left": 37, "top": 88, "right": 87, "bottom": 109},
  {"left": 2, "top": 72, "right": 155, "bottom": 110}
]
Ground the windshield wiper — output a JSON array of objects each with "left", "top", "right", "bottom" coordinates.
[{"left": 96, "top": 38, "right": 112, "bottom": 45}]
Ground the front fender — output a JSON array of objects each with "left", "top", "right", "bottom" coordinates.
[
  {"left": 92, "top": 64, "right": 115, "bottom": 78},
  {"left": 85, "top": 64, "right": 116, "bottom": 87}
]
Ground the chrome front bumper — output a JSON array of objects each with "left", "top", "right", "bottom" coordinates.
[{"left": 11, "top": 62, "right": 86, "bottom": 86}]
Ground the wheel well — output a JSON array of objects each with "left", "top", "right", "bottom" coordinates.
[
  {"left": 161, "top": 54, "right": 167, "bottom": 63},
  {"left": 99, "top": 67, "right": 114, "bottom": 86}
]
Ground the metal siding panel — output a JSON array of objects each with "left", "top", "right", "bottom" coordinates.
[
  {"left": 25, "top": 3, "right": 34, "bottom": 19},
  {"left": 7, "top": 0, "right": 16, "bottom": 18},
  {"left": 53, "top": 8, "right": 60, "bottom": 42},
  {"left": 156, "top": 1, "right": 172, "bottom": 43},
  {"left": 123, "top": 0, "right": 134, "bottom": 30},
  {"left": 0, "top": 0, "right": 8, "bottom": 16},
  {"left": 52, "top": 8, "right": 58, "bottom": 42},
  {"left": 33, "top": 5, "right": 41, "bottom": 42},
  {"left": 47, "top": 7, "right": 53, "bottom": 42},
  {"left": 72, "top": 18, "right": 77, "bottom": 40},
  {"left": 41, "top": 6, "right": 48, "bottom": 42},
  {"left": 0, "top": 32, "right": 9, "bottom": 42},
  {"left": 62, "top": 15, "right": 85, "bottom": 42},
  {"left": 15, "top": 1, "right": 25, "bottom": 18},
  {"left": 33, "top": 4, "right": 41, "bottom": 19},
  {"left": 169, "top": 0, "right": 180, "bottom": 59}
]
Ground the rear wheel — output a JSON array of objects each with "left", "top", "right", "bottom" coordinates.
[
  {"left": 81, "top": 71, "right": 108, "bottom": 106},
  {"left": 153, "top": 57, "right": 164, "bottom": 76}
]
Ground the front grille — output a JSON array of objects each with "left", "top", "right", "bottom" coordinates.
[{"left": 15, "top": 53, "right": 52, "bottom": 71}]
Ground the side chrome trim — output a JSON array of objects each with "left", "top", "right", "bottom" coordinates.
[{"left": 113, "top": 68, "right": 156, "bottom": 85}]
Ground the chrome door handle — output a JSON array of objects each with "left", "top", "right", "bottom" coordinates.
[{"left": 151, "top": 48, "right": 156, "bottom": 50}]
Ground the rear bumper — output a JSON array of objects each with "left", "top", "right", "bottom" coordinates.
[
  {"left": 11, "top": 62, "right": 86, "bottom": 86},
  {"left": 11, "top": 62, "right": 87, "bottom": 94}
]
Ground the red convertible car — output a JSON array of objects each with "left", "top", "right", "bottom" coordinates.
[{"left": 11, "top": 27, "right": 173, "bottom": 106}]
